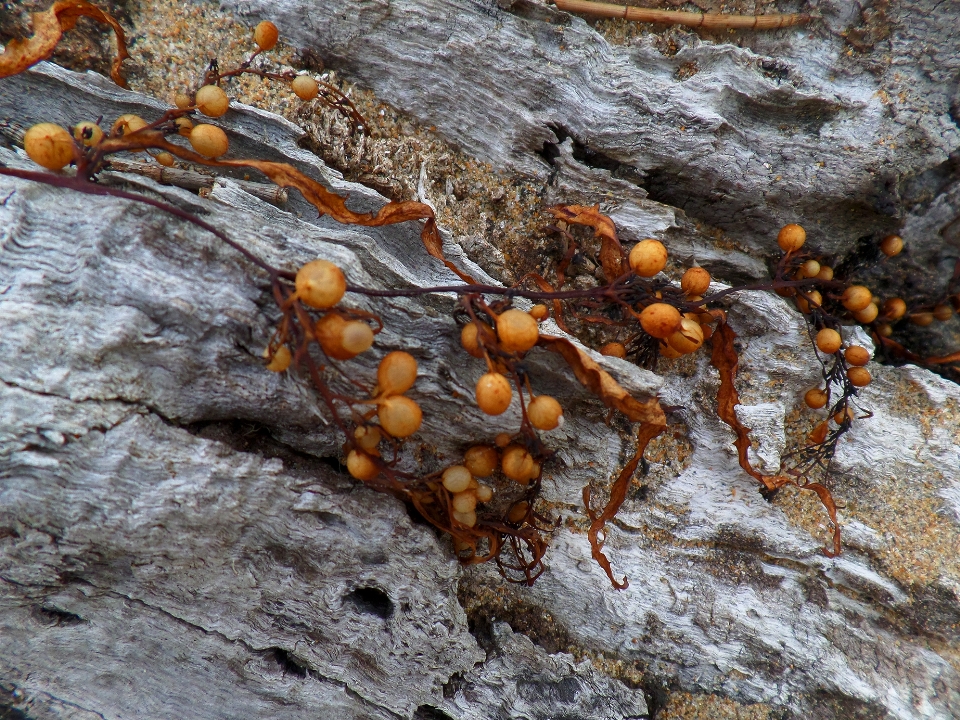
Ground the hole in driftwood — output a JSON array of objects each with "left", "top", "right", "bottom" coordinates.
[
  {"left": 344, "top": 587, "right": 393, "bottom": 619},
  {"left": 537, "top": 123, "right": 646, "bottom": 188},
  {"left": 266, "top": 647, "right": 309, "bottom": 678},
  {"left": 34, "top": 605, "right": 85, "bottom": 626},
  {"left": 413, "top": 706, "right": 456, "bottom": 720}
]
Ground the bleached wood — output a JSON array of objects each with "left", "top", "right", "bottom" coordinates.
[
  {"left": 1, "top": 61, "right": 959, "bottom": 720},
  {"left": 219, "top": 0, "right": 960, "bottom": 263}
]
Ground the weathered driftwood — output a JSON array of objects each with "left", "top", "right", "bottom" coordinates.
[
  {"left": 1, "top": 60, "right": 959, "bottom": 720},
  {"left": 224, "top": 0, "right": 960, "bottom": 346},
  {"left": 219, "top": 0, "right": 960, "bottom": 259},
  {"left": 0, "top": 63, "right": 656, "bottom": 719},
  {"left": 106, "top": 157, "right": 290, "bottom": 205}
]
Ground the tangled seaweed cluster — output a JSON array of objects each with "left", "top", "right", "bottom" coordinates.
[{"left": 2, "top": 1, "right": 959, "bottom": 588}]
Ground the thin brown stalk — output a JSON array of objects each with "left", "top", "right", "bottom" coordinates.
[{"left": 553, "top": 0, "right": 811, "bottom": 30}]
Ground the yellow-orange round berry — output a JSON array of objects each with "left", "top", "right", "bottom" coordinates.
[
  {"left": 804, "top": 388, "right": 828, "bottom": 409},
  {"left": 529, "top": 460, "right": 542, "bottom": 482},
  {"left": 629, "top": 239, "right": 668, "bottom": 277},
  {"left": 666, "top": 317, "right": 704, "bottom": 354},
  {"left": 111, "top": 114, "right": 148, "bottom": 138},
  {"left": 880, "top": 234, "right": 903, "bottom": 257},
  {"left": 314, "top": 314, "right": 354, "bottom": 360},
  {"left": 461, "top": 321, "right": 491, "bottom": 359},
  {"left": 496, "top": 309, "right": 540, "bottom": 353},
  {"left": 377, "top": 395, "right": 422, "bottom": 438},
  {"left": 155, "top": 151, "right": 175, "bottom": 167},
  {"left": 377, "top": 351, "right": 417, "bottom": 396},
  {"left": 476, "top": 484, "right": 493, "bottom": 503},
  {"left": 816, "top": 265, "right": 834, "bottom": 282},
  {"left": 527, "top": 395, "right": 562, "bottom": 431},
  {"left": 841, "top": 285, "right": 873, "bottom": 312},
  {"left": 681, "top": 267, "right": 711, "bottom": 296},
  {"left": 354, "top": 425, "right": 382, "bottom": 452},
  {"left": 23, "top": 123, "right": 74, "bottom": 170},
  {"left": 72, "top": 121, "right": 103, "bottom": 147},
  {"left": 834, "top": 407, "right": 855, "bottom": 425},
  {"left": 640, "top": 303, "right": 682, "bottom": 339},
  {"left": 599, "top": 341, "right": 627, "bottom": 359},
  {"left": 189, "top": 124, "right": 229, "bottom": 158},
  {"left": 777, "top": 224, "right": 806, "bottom": 252},
  {"left": 442, "top": 465, "right": 473, "bottom": 493},
  {"left": 346, "top": 449, "right": 379, "bottom": 480},
  {"left": 799, "top": 260, "right": 821, "bottom": 278},
  {"left": 265, "top": 345, "right": 292, "bottom": 372},
  {"left": 340, "top": 320, "right": 374, "bottom": 355},
  {"left": 795, "top": 290, "right": 822, "bottom": 314},
  {"left": 452, "top": 509, "right": 477, "bottom": 527},
  {"left": 174, "top": 92, "right": 192, "bottom": 109},
  {"left": 476, "top": 373, "right": 512, "bottom": 415},
  {"left": 529, "top": 304, "right": 549, "bottom": 321},
  {"left": 452, "top": 491, "right": 478, "bottom": 513},
  {"left": 933, "top": 304, "right": 953, "bottom": 322},
  {"left": 254, "top": 20, "right": 279, "bottom": 51},
  {"left": 175, "top": 117, "right": 194, "bottom": 137},
  {"left": 815, "top": 328, "right": 842, "bottom": 354},
  {"left": 464, "top": 445, "right": 498, "bottom": 477},
  {"left": 882, "top": 298, "right": 907, "bottom": 320},
  {"left": 501, "top": 445, "right": 535, "bottom": 483},
  {"left": 296, "top": 259, "right": 346, "bottom": 309},
  {"left": 910, "top": 312, "right": 934, "bottom": 326},
  {"left": 494, "top": 432, "right": 512, "bottom": 448},
  {"left": 847, "top": 367, "right": 872, "bottom": 387},
  {"left": 195, "top": 85, "right": 230, "bottom": 117},
  {"left": 291, "top": 75, "right": 320, "bottom": 101},
  {"left": 659, "top": 340, "right": 682, "bottom": 359},
  {"left": 507, "top": 501, "right": 529, "bottom": 524},
  {"left": 844, "top": 346, "right": 870, "bottom": 366},
  {"left": 852, "top": 303, "right": 879, "bottom": 324}
]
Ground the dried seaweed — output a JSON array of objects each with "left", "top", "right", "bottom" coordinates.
[
  {"left": 708, "top": 317, "right": 769, "bottom": 488},
  {"left": 538, "top": 335, "right": 663, "bottom": 425},
  {"left": 64, "top": 121, "right": 475, "bottom": 284},
  {"left": 582, "top": 422, "right": 663, "bottom": 589},
  {"left": 548, "top": 204, "right": 625, "bottom": 283},
  {"left": 0, "top": 0, "right": 129, "bottom": 86}
]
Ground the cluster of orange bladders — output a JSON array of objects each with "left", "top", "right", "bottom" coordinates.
[{"left": 21, "top": 21, "right": 327, "bottom": 169}]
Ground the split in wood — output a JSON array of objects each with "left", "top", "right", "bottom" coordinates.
[
  {"left": 106, "top": 157, "right": 288, "bottom": 206},
  {"left": 2, "top": 120, "right": 287, "bottom": 205}
]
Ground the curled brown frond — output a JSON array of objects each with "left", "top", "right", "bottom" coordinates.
[
  {"left": 708, "top": 317, "right": 770, "bottom": 488},
  {"left": 89, "top": 126, "right": 476, "bottom": 284},
  {"left": 711, "top": 315, "right": 842, "bottom": 556},
  {"left": 583, "top": 422, "right": 664, "bottom": 589},
  {"left": 538, "top": 334, "right": 664, "bottom": 425},
  {"left": 0, "top": 0, "right": 129, "bottom": 86},
  {"left": 548, "top": 204, "right": 626, "bottom": 283}
]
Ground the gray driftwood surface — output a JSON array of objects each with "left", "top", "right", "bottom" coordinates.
[{"left": 2, "top": 0, "right": 960, "bottom": 714}]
